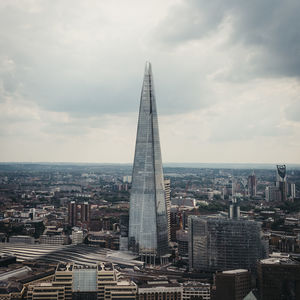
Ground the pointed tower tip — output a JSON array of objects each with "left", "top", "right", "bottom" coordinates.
[{"left": 145, "top": 61, "right": 152, "bottom": 74}]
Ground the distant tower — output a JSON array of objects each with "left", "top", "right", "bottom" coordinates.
[
  {"left": 290, "top": 183, "right": 296, "bottom": 200},
  {"left": 276, "top": 165, "right": 287, "bottom": 201},
  {"left": 231, "top": 178, "right": 237, "bottom": 196},
  {"left": 81, "top": 202, "right": 90, "bottom": 228},
  {"left": 68, "top": 201, "right": 77, "bottom": 227},
  {"left": 229, "top": 198, "right": 240, "bottom": 220},
  {"left": 265, "top": 186, "right": 281, "bottom": 202},
  {"left": 128, "top": 62, "right": 169, "bottom": 264},
  {"left": 247, "top": 172, "right": 257, "bottom": 198}
]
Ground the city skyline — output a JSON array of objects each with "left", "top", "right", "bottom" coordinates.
[{"left": 0, "top": 1, "right": 300, "bottom": 164}]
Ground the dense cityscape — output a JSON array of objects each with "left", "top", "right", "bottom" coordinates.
[
  {"left": 1, "top": 1, "right": 300, "bottom": 298},
  {"left": 0, "top": 162, "right": 299, "bottom": 299},
  {"left": 0, "top": 63, "right": 300, "bottom": 300}
]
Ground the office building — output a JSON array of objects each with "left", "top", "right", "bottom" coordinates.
[
  {"left": 289, "top": 182, "right": 296, "bottom": 199},
  {"left": 164, "top": 178, "right": 171, "bottom": 243},
  {"left": 247, "top": 172, "right": 257, "bottom": 197},
  {"left": 215, "top": 269, "right": 251, "bottom": 300},
  {"left": 9, "top": 235, "right": 35, "bottom": 244},
  {"left": 228, "top": 197, "right": 240, "bottom": 219},
  {"left": 188, "top": 216, "right": 262, "bottom": 272},
  {"left": 231, "top": 179, "right": 238, "bottom": 196},
  {"left": 40, "top": 234, "right": 68, "bottom": 245},
  {"left": 258, "top": 254, "right": 300, "bottom": 300},
  {"left": 137, "top": 280, "right": 182, "bottom": 300},
  {"left": 68, "top": 201, "right": 90, "bottom": 229},
  {"left": 68, "top": 201, "right": 77, "bottom": 227},
  {"left": 128, "top": 62, "right": 169, "bottom": 264},
  {"left": 176, "top": 229, "right": 188, "bottom": 258},
  {"left": 182, "top": 282, "right": 210, "bottom": 300},
  {"left": 265, "top": 186, "right": 281, "bottom": 202},
  {"left": 276, "top": 165, "right": 287, "bottom": 201},
  {"left": 87, "top": 232, "right": 119, "bottom": 250},
  {"left": 27, "top": 283, "right": 65, "bottom": 300},
  {"left": 80, "top": 202, "right": 90, "bottom": 226},
  {"left": 123, "top": 176, "right": 132, "bottom": 183},
  {"left": 52, "top": 262, "right": 136, "bottom": 300},
  {"left": 71, "top": 229, "right": 83, "bottom": 244},
  {"left": 170, "top": 208, "right": 181, "bottom": 242}
]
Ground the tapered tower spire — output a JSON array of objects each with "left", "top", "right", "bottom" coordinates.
[{"left": 128, "top": 62, "right": 169, "bottom": 263}]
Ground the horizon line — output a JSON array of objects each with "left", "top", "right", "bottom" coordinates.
[{"left": 1, "top": 161, "right": 300, "bottom": 166}]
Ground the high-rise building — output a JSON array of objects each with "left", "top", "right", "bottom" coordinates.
[
  {"left": 164, "top": 178, "right": 171, "bottom": 243},
  {"left": 123, "top": 175, "right": 132, "bottom": 183},
  {"left": 176, "top": 229, "right": 188, "bottom": 258},
  {"left": 68, "top": 201, "right": 77, "bottom": 227},
  {"left": 276, "top": 165, "right": 287, "bottom": 201},
  {"left": 188, "top": 216, "right": 263, "bottom": 272},
  {"left": 231, "top": 179, "right": 238, "bottom": 196},
  {"left": 265, "top": 186, "right": 281, "bottom": 202},
  {"left": 170, "top": 208, "right": 181, "bottom": 242},
  {"left": 289, "top": 182, "right": 296, "bottom": 200},
  {"left": 68, "top": 201, "right": 90, "bottom": 229},
  {"left": 80, "top": 202, "right": 90, "bottom": 227},
  {"left": 228, "top": 197, "right": 240, "bottom": 220},
  {"left": 247, "top": 172, "right": 257, "bottom": 198},
  {"left": 128, "top": 62, "right": 169, "bottom": 264},
  {"left": 215, "top": 269, "right": 251, "bottom": 300}
]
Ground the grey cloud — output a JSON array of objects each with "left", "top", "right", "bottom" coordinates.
[
  {"left": 208, "top": 99, "right": 290, "bottom": 143},
  {"left": 210, "top": 118, "right": 289, "bottom": 143},
  {"left": 0, "top": 1, "right": 139, "bottom": 116},
  {"left": 156, "top": 0, "right": 300, "bottom": 78},
  {"left": 155, "top": 2, "right": 224, "bottom": 44},
  {"left": 285, "top": 100, "right": 300, "bottom": 122},
  {"left": 0, "top": 1, "right": 217, "bottom": 117},
  {"left": 41, "top": 121, "right": 90, "bottom": 136}
]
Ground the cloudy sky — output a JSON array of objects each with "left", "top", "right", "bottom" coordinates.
[{"left": 1, "top": 0, "right": 300, "bottom": 163}]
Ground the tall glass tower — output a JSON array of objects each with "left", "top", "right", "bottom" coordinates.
[
  {"left": 276, "top": 164, "right": 287, "bottom": 201},
  {"left": 128, "top": 62, "right": 169, "bottom": 264}
]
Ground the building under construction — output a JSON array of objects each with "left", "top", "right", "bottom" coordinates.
[{"left": 188, "top": 215, "right": 263, "bottom": 272}]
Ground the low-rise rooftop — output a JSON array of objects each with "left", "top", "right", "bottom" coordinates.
[{"left": 222, "top": 269, "right": 249, "bottom": 274}]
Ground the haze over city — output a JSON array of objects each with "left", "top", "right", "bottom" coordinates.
[{"left": 1, "top": 0, "right": 300, "bottom": 163}]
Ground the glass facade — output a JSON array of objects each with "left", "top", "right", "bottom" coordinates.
[
  {"left": 128, "top": 62, "right": 169, "bottom": 257},
  {"left": 73, "top": 269, "right": 97, "bottom": 292},
  {"left": 189, "top": 216, "right": 263, "bottom": 272}
]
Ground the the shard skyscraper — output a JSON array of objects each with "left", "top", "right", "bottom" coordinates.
[{"left": 128, "top": 62, "right": 169, "bottom": 264}]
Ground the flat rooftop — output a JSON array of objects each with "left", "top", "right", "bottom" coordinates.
[
  {"left": 260, "top": 257, "right": 300, "bottom": 265},
  {"left": 222, "top": 269, "right": 249, "bottom": 274}
]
